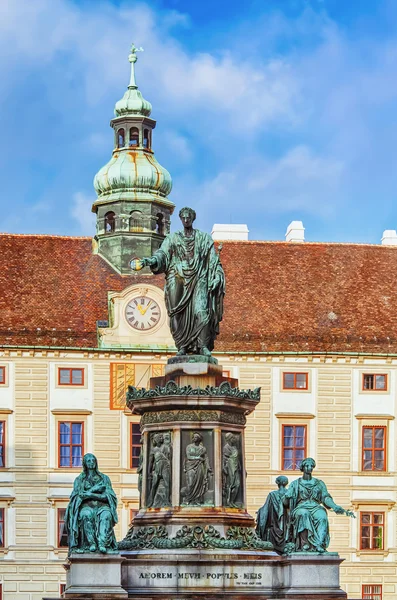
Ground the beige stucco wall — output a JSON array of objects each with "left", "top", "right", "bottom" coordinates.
[{"left": 0, "top": 349, "right": 395, "bottom": 599}]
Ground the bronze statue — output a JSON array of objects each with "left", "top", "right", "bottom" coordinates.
[
  {"left": 222, "top": 433, "right": 241, "bottom": 507},
  {"left": 147, "top": 432, "right": 171, "bottom": 508},
  {"left": 283, "top": 457, "right": 355, "bottom": 554},
  {"left": 182, "top": 432, "right": 212, "bottom": 504},
  {"left": 135, "top": 207, "right": 225, "bottom": 357},
  {"left": 256, "top": 475, "right": 289, "bottom": 553},
  {"left": 65, "top": 453, "right": 118, "bottom": 554}
]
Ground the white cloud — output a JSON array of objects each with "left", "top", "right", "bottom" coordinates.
[{"left": 71, "top": 192, "right": 96, "bottom": 235}]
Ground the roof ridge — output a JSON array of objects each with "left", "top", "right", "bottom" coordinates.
[
  {"left": 215, "top": 240, "right": 389, "bottom": 248},
  {"left": 0, "top": 233, "right": 92, "bottom": 240}
]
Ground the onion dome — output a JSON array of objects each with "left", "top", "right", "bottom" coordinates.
[
  {"left": 92, "top": 43, "right": 173, "bottom": 208},
  {"left": 94, "top": 151, "right": 172, "bottom": 202},
  {"left": 114, "top": 44, "right": 152, "bottom": 118}
]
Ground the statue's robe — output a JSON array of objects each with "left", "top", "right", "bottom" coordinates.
[
  {"left": 151, "top": 229, "right": 225, "bottom": 352},
  {"left": 256, "top": 490, "right": 286, "bottom": 553},
  {"left": 65, "top": 471, "right": 118, "bottom": 552},
  {"left": 284, "top": 477, "right": 331, "bottom": 552}
]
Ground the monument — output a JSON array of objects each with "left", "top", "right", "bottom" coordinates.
[{"left": 43, "top": 208, "right": 352, "bottom": 599}]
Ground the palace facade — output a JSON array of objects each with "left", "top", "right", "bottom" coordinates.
[{"left": 0, "top": 48, "right": 395, "bottom": 600}]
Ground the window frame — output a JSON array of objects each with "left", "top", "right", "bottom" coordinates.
[
  {"left": 282, "top": 372, "right": 309, "bottom": 391},
  {"left": 362, "top": 584, "right": 382, "bottom": 599},
  {"left": 58, "top": 421, "right": 84, "bottom": 468},
  {"left": 281, "top": 424, "right": 307, "bottom": 471},
  {"left": 0, "top": 508, "right": 5, "bottom": 549},
  {"left": 362, "top": 373, "right": 388, "bottom": 391},
  {"left": 362, "top": 425, "right": 387, "bottom": 472},
  {"left": 57, "top": 507, "right": 68, "bottom": 549},
  {"left": 0, "top": 421, "right": 6, "bottom": 469},
  {"left": 57, "top": 368, "right": 85, "bottom": 387},
  {"left": 0, "top": 367, "right": 5, "bottom": 385},
  {"left": 360, "top": 511, "right": 385, "bottom": 551},
  {"left": 60, "top": 583, "right": 66, "bottom": 596},
  {"left": 130, "top": 422, "right": 141, "bottom": 470}
]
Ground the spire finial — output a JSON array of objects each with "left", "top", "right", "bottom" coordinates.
[{"left": 128, "top": 43, "right": 144, "bottom": 89}]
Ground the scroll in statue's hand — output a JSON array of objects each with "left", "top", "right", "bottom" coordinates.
[{"left": 209, "top": 277, "right": 221, "bottom": 292}]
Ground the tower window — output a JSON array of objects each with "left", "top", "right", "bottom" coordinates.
[
  {"left": 104, "top": 212, "right": 115, "bottom": 233},
  {"left": 129, "top": 127, "right": 139, "bottom": 147},
  {"left": 156, "top": 213, "right": 164, "bottom": 235},
  {"left": 130, "top": 210, "right": 143, "bottom": 231},
  {"left": 143, "top": 129, "right": 150, "bottom": 149},
  {"left": 117, "top": 128, "right": 125, "bottom": 148}
]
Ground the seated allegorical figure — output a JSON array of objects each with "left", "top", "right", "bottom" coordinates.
[
  {"left": 65, "top": 453, "right": 118, "bottom": 554},
  {"left": 283, "top": 457, "right": 354, "bottom": 553},
  {"left": 256, "top": 475, "right": 289, "bottom": 553}
]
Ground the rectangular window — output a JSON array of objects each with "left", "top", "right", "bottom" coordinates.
[
  {"left": 282, "top": 425, "right": 307, "bottom": 470},
  {"left": 283, "top": 372, "right": 308, "bottom": 390},
  {"left": 131, "top": 423, "right": 141, "bottom": 469},
  {"left": 57, "top": 508, "right": 68, "bottom": 548},
  {"left": 58, "top": 368, "right": 84, "bottom": 386},
  {"left": 60, "top": 583, "right": 66, "bottom": 595},
  {"left": 362, "top": 374, "right": 387, "bottom": 391},
  {"left": 58, "top": 422, "right": 84, "bottom": 468},
  {"left": 360, "top": 512, "right": 384, "bottom": 550},
  {"left": 362, "top": 426, "right": 386, "bottom": 471},
  {"left": 0, "top": 508, "right": 5, "bottom": 547},
  {"left": 0, "top": 422, "right": 5, "bottom": 468},
  {"left": 362, "top": 584, "right": 382, "bottom": 599},
  {"left": 0, "top": 367, "right": 5, "bottom": 385}
]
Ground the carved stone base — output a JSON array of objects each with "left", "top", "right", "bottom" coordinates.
[
  {"left": 62, "top": 553, "right": 127, "bottom": 599},
  {"left": 119, "top": 550, "right": 347, "bottom": 599}
]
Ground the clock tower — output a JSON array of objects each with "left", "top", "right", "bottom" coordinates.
[{"left": 92, "top": 44, "right": 174, "bottom": 275}]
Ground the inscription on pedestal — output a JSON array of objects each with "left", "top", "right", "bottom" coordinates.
[{"left": 129, "top": 564, "right": 270, "bottom": 590}]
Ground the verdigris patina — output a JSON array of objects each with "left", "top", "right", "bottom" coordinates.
[
  {"left": 222, "top": 433, "right": 242, "bottom": 508},
  {"left": 256, "top": 475, "right": 289, "bottom": 553},
  {"left": 147, "top": 432, "right": 172, "bottom": 508},
  {"left": 133, "top": 207, "right": 225, "bottom": 357},
  {"left": 181, "top": 432, "right": 212, "bottom": 505},
  {"left": 118, "top": 524, "right": 273, "bottom": 551},
  {"left": 137, "top": 435, "right": 144, "bottom": 508},
  {"left": 65, "top": 453, "right": 118, "bottom": 554},
  {"left": 283, "top": 457, "right": 355, "bottom": 554}
]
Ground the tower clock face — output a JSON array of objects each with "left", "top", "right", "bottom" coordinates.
[{"left": 125, "top": 296, "right": 161, "bottom": 331}]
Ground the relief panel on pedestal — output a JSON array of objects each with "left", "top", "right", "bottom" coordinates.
[
  {"left": 180, "top": 430, "right": 214, "bottom": 506},
  {"left": 146, "top": 431, "right": 172, "bottom": 508},
  {"left": 222, "top": 431, "right": 244, "bottom": 508}
]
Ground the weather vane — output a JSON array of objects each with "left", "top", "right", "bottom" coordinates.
[{"left": 128, "top": 43, "right": 144, "bottom": 88}]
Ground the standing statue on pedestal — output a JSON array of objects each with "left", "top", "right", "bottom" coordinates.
[
  {"left": 256, "top": 475, "right": 289, "bottom": 553},
  {"left": 182, "top": 432, "right": 212, "bottom": 504},
  {"left": 134, "top": 207, "right": 225, "bottom": 357},
  {"left": 65, "top": 453, "right": 118, "bottom": 554},
  {"left": 222, "top": 433, "right": 242, "bottom": 508},
  {"left": 283, "top": 458, "right": 355, "bottom": 554},
  {"left": 137, "top": 435, "right": 144, "bottom": 508},
  {"left": 147, "top": 432, "right": 171, "bottom": 508}
]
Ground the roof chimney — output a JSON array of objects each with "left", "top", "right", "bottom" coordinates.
[
  {"left": 286, "top": 221, "right": 305, "bottom": 243},
  {"left": 381, "top": 230, "right": 397, "bottom": 246},
  {"left": 211, "top": 224, "right": 249, "bottom": 241}
]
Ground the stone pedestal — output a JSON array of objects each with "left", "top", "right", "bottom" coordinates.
[{"left": 63, "top": 554, "right": 127, "bottom": 599}]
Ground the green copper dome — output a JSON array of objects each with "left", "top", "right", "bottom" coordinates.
[
  {"left": 93, "top": 151, "right": 172, "bottom": 202},
  {"left": 92, "top": 43, "right": 173, "bottom": 209},
  {"left": 114, "top": 44, "right": 152, "bottom": 117}
]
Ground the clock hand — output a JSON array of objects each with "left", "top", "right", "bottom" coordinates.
[
  {"left": 141, "top": 300, "right": 152, "bottom": 315},
  {"left": 137, "top": 304, "right": 145, "bottom": 316}
]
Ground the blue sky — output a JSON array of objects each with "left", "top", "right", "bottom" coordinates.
[{"left": 1, "top": 0, "right": 397, "bottom": 242}]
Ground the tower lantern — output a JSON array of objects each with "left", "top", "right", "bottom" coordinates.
[{"left": 92, "top": 44, "right": 174, "bottom": 274}]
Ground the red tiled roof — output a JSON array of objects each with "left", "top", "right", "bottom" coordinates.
[{"left": 1, "top": 234, "right": 397, "bottom": 353}]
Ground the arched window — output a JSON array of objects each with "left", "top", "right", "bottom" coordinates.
[
  {"left": 117, "top": 129, "right": 125, "bottom": 148},
  {"left": 156, "top": 213, "right": 164, "bottom": 236},
  {"left": 130, "top": 210, "right": 143, "bottom": 232},
  {"left": 143, "top": 129, "right": 150, "bottom": 149},
  {"left": 104, "top": 211, "right": 115, "bottom": 233},
  {"left": 129, "top": 128, "right": 139, "bottom": 147}
]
